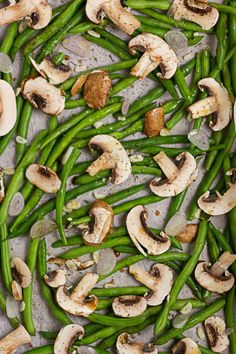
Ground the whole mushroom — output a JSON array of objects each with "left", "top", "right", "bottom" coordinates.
[
  {"left": 129, "top": 33, "right": 178, "bottom": 80},
  {"left": 0, "top": 0, "right": 52, "bottom": 29},
  {"left": 0, "top": 80, "right": 17, "bottom": 137},
  {"left": 86, "top": 0, "right": 140, "bottom": 35},
  {"left": 188, "top": 78, "right": 232, "bottom": 131},
  {"left": 195, "top": 252, "right": 236, "bottom": 293}
]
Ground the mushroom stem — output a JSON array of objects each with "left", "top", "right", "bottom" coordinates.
[
  {"left": 0, "top": 325, "right": 31, "bottom": 352},
  {"left": 129, "top": 264, "right": 157, "bottom": 290},
  {"left": 154, "top": 151, "right": 178, "bottom": 180},
  {"left": 131, "top": 51, "right": 161, "bottom": 80},
  {"left": 71, "top": 273, "right": 99, "bottom": 302},
  {"left": 0, "top": 0, "right": 35, "bottom": 26},
  {"left": 188, "top": 96, "right": 217, "bottom": 119},
  {"left": 210, "top": 252, "right": 236, "bottom": 277},
  {"left": 87, "top": 152, "right": 115, "bottom": 176}
]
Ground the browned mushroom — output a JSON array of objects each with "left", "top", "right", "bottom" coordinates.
[
  {"left": 83, "top": 71, "right": 112, "bottom": 109},
  {"left": 143, "top": 107, "right": 165, "bottom": 137}
]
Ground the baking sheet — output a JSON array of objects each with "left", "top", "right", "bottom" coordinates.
[{"left": 0, "top": 0, "right": 234, "bottom": 352}]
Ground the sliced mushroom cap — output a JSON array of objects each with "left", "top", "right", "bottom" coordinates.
[
  {"left": 71, "top": 74, "right": 88, "bottom": 97},
  {"left": 188, "top": 78, "right": 232, "bottom": 131},
  {"left": 205, "top": 316, "right": 229, "bottom": 352},
  {"left": 86, "top": 135, "right": 131, "bottom": 185},
  {"left": 126, "top": 205, "right": 171, "bottom": 256},
  {"left": 54, "top": 324, "right": 84, "bottom": 354},
  {"left": 11, "top": 256, "right": 32, "bottom": 288},
  {"left": 172, "top": 338, "right": 200, "bottom": 354},
  {"left": 11, "top": 280, "right": 23, "bottom": 301},
  {"left": 83, "top": 200, "right": 114, "bottom": 245},
  {"left": 150, "top": 151, "right": 198, "bottom": 197},
  {"left": 0, "top": 325, "right": 31, "bottom": 353},
  {"left": 56, "top": 273, "right": 99, "bottom": 317},
  {"left": 144, "top": 107, "right": 165, "bottom": 137},
  {"left": 44, "top": 269, "right": 66, "bottom": 288},
  {"left": 198, "top": 168, "right": 236, "bottom": 215},
  {"left": 116, "top": 333, "right": 158, "bottom": 354},
  {"left": 195, "top": 252, "right": 236, "bottom": 293},
  {"left": 129, "top": 33, "right": 178, "bottom": 80},
  {"left": 0, "top": 168, "right": 5, "bottom": 203},
  {"left": 112, "top": 295, "right": 147, "bottom": 318},
  {"left": 30, "top": 55, "right": 72, "bottom": 85},
  {"left": 0, "top": 0, "right": 52, "bottom": 29},
  {"left": 169, "top": 0, "right": 219, "bottom": 30},
  {"left": 83, "top": 71, "right": 112, "bottom": 109},
  {"left": 129, "top": 263, "right": 173, "bottom": 306},
  {"left": 86, "top": 0, "right": 140, "bottom": 35},
  {"left": 21, "top": 76, "right": 65, "bottom": 116},
  {"left": 26, "top": 164, "right": 61, "bottom": 193},
  {"left": 0, "top": 79, "right": 17, "bottom": 137}
]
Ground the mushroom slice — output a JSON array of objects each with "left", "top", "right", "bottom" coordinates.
[
  {"left": 126, "top": 205, "right": 171, "bottom": 256},
  {"left": 86, "top": 135, "right": 131, "bottom": 185},
  {"left": 71, "top": 74, "right": 88, "bottom": 97},
  {"left": 195, "top": 252, "right": 236, "bottom": 293},
  {"left": 198, "top": 168, "right": 236, "bottom": 215},
  {"left": 11, "top": 280, "right": 23, "bottom": 301},
  {"left": 11, "top": 256, "right": 32, "bottom": 288},
  {"left": 172, "top": 338, "right": 200, "bottom": 354},
  {"left": 129, "top": 263, "right": 173, "bottom": 306},
  {"left": 112, "top": 295, "right": 147, "bottom": 318},
  {"left": 21, "top": 76, "right": 65, "bottom": 116},
  {"left": 83, "top": 71, "right": 112, "bottom": 109},
  {"left": 204, "top": 316, "right": 229, "bottom": 352},
  {"left": 116, "top": 333, "right": 158, "bottom": 354},
  {"left": 150, "top": 151, "right": 198, "bottom": 197},
  {"left": 54, "top": 324, "right": 84, "bottom": 354},
  {"left": 169, "top": 0, "right": 219, "bottom": 30},
  {"left": 0, "top": 80, "right": 17, "bottom": 137},
  {"left": 0, "top": 0, "right": 52, "bottom": 29},
  {"left": 29, "top": 55, "right": 72, "bottom": 85},
  {"left": 128, "top": 33, "right": 178, "bottom": 80},
  {"left": 44, "top": 269, "right": 66, "bottom": 288},
  {"left": 83, "top": 200, "right": 114, "bottom": 246},
  {"left": 86, "top": 0, "right": 140, "bottom": 35},
  {"left": 0, "top": 325, "right": 31, "bottom": 353},
  {"left": 26, "top": 164, "right": 61, "bottom": 193},
  {"left": 56, "top": 273, "right": 99, "bottom": 317},
  {"left": 188, "top": 78, "right": 232, "bottom": 131},
  {"left": 0, "top": 168, "right": 5, "bottom": 203}
]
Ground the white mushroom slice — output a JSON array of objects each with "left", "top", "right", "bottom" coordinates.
[
  {"left": 56, "top": 273, "right": 99, "bottom": 317},
  {"left": 83, "top": 71, "right": 112, "bottom": 109},
  {"left": 169, "top": 0, "right": 219, "bottom": 30},
  {"left": 116, "top": 333, "right": 158, "bottom": 354},
  {"left": 128, "top": 33, "right": 178, "bottom": 80},
  {"left": 0, "top": 168, "right": 5, "bottom": 203},
  {"left": 112, "top": 296, "right": 147, "bottom": 318},
  {"left": 29, "top": 56, "right": 72, "bottom": 85},
  {"left": 26, "top": 164, "right": 61, "bottom": 193},
  {"left": 86, "top": 0, "right": 140, "bottom": 35},
  {"left": 0, "top": 325, "right": 31, "bottom": 353},
  {"left": 205, "top": 317, "right": 229, "bottom": 352},
  {"left": 0, "top": 0, "right": 52, "bottom": 29},
  {"left": 129, "top": 263, "right": 173, "bottom": 306},
  {"left": 11, "top": 280, "right": 23, "bottom": 301},
  {"left": 172, "top": 338, "right": 200, "bottom": 354},
  {"left": 21, "top": 77, "right": 65, "bottom": 116},
  {"left": 86, "top": 135, "right": 131, "bottom": 185},
  {"left": 11, "top": 256, "right": 32, "bottom": 288},
  {"left": 54, "top": 324, "right": 84, "bottom": 354},
  {"left": 83, "top": 200, "right": 114, "bottom": 245},
  {"left": 0, "top": 80, "right": 17, "bottom": 137},
  {"left": 126, "top": 205, "right": 171, "bottom": 256},
  {"left": 188, "top": 78, "right": 232, "bottom": 131},
  {"left": 198, "top": 168, "right": 236, "bottom": 215},
  {"left": 44, "top": 269, "right": 66, "bottom": 288},
  {"left": 195, "top": 252, "right": 236, "bottom": 293},
  {"left": 150, "top": 151, "right": 198, "bottom": 197}
]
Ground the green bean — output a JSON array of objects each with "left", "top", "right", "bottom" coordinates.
[
  {"left": 0, "top": 130, "right": 46, "bottom": 227},
  {"left": 0, "top": 224, "right": 13, "bottom": 295},
  {"left": 155, "top": 298, "right": 226, "bottom": 344},
  {"left": 211, "top": 2, "right": 236, "bottom": 14},
  {"left": 137, "top": 24, "right": 166, "bottom": 38},
  {"left": 140, "top": 144, "right": 223, "bottom": 156},
  {"left": 216, "top": 9, "right": 228, "bottom": 70},
  {"left": 23, "top": 238, "right": 39, "bottom": 335},
  {"left": 174, "top": 68, "right": 192, "bottom": 102},
  {"left": 226, "top": 286, "right": 236, "bottom": 354},
  {"left": 69, "top": 21, "right": 108, "bottom": 35},
  {"left": 165, "top": 190, "right": 188, "bottom": 224},
  {"left": 23, "top": 0, "right": 85, "bottom": 55},
  {"left": 0, "top": 22, "right": 18, "bottom": 55},
  {"left": 223, "top": 62, "right": 234, "bottom": 101},
  {"left": 90, "top": 286, "right": 149, "bottom": 297},
  {"left": 124, "top": 0, "right": 171, "bottom": 10},
  {"left": 24, "top": 345, "right": 54, "bottom": 354},
  {"left": 154, "top": 220, "right": 208, "bottom": 335},
  {"left": 204, "top": 131, "right": 223, "bottom": 170},
  {"left": 56, "top": 148, "right": 80, "bottom": 245},
  {"left": 15, "top": 102, "right": 33, "bottom": 163},
  {"left": 188, "top": 120, "right": 235, "bottom": 220},
  {"left": 207, "top": 230, "right": 220, "bottom": 263},
  {"left": 136, "top": 15, "right": 172, "bottom": 30},
  {"left": 229, "top": 156, "right": 236, "bottom": 252},
  {"left": 188, "top": 35, "right": 204, "bottom": 46},
  {"left": 230, "top": 2, "right": 236, "bottom": 96}
]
